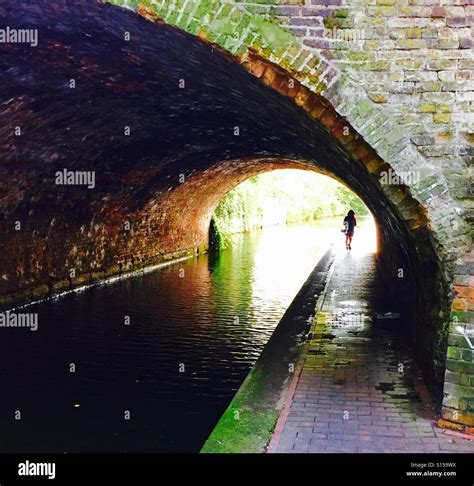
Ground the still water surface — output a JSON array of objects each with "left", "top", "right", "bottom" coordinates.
[{"left": 0, "top": 220, "right": 345, "bottom": 452}]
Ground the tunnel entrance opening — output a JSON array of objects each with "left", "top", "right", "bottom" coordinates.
[
  {"left": 206, "top": 167, "right": 424, "bottom": 384},
  {"left": 196, "top": 163, "right": 448, "bottom": 413},
  {"left": 207, "top": 168, "right": 376, "bottom": 255}
]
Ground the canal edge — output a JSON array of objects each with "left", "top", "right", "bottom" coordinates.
[
  {"left": 266, "top": 256, "right": 336, "bottom": 453},
  {"left": 200, "top": 247, "right": 336, "bottom": 454}
]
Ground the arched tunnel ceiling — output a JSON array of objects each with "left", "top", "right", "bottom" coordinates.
[
  {"left": 2, "top": 0, "right": 385, "bottom": 215},
  {"left": 0, "top": 0, "right": 433, "bottom": 298}
]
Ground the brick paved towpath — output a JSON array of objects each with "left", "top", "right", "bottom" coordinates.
[{"left": 269, "top": 249, "right": 474, "bottom": 453}]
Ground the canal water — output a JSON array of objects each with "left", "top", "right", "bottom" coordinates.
[{"left": 0, "top": 219, "right": 350, "bottom": 453}]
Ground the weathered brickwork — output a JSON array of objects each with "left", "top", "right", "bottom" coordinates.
[
  {"left": 110, "top": 0, "right": 473, "bottom": 427},
  {"left": 0, "top": 0, "right": 472, "bottom": 427}
]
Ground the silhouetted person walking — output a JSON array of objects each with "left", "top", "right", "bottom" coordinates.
[{"left": 343, "top": 210, "right": 356, "bottom": 250}]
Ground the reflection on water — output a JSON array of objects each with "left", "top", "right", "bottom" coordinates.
[{"left": 0, "top": 217, "right": 375, "bottom": 452}]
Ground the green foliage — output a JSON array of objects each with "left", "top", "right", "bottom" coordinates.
[
  {"left": 211, "top": 170, "right": 368, "bottom": 250},
  {"left": 336, "top": 185, "right": 369, "bottom": 217}
]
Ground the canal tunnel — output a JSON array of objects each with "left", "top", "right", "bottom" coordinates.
[{"left": 0, "top": 0, "right": 454, "bottom": 408}]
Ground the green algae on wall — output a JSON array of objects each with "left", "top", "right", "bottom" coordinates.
[{"left": 201, "top": 367, "right": 280, "bottom": 453}]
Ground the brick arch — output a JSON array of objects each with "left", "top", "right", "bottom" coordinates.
[
  {"left": 0, "top": 0, "right": 470, "bottom": 427},
  {"left": 127, "top": 0, "right": 466, "bottom": 263},
  {"left": 127, "top": 0, "right": 472, "bottom": 429}
]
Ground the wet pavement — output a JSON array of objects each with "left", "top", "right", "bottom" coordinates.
[{"left": 270, "top": 250, "right": 474, "bottom": 453}]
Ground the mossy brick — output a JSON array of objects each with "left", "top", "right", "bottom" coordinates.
[
  {"left": 323, "top": 17, "right": 342, "bottom": 29},
  {"left": 460, "top": 374, "right": 472, "bottom": 386},
  {"left": 305, "top": 55, "right": 320, "bottom": 70},
  {"left": 217, "top": 3, "right": 233, "bottom": 19},
  {"left": 221, "top": 35, "right": 240, "bottom": 52},
  {"left": 167, "top": 11, "right": 179, "bottom": 25},
  {"left": 445, "top": 383, "right": 474, "bottom": 400},
  {"left": 250, "top": 16, "right": 294, "bottom": 50},
  {"left": 450, "top": 310, "right": 473, "bottom": 324},
  {"left": 405, "top": 27, "right": 422, "bottom": 39},
  {"left": 176, "top": 0, "right": 189, "bottom": 10},
  {"left": 241, "top": 0, "right": 280, "bottom": 4},
  {"left": 334, "top": 18, "right": 354, "bottom": 29},
  {"left": 175, "top": 10, "right": 195, "bottom": 29},
  {"left": 366, "top": 60, "right": 390, "bottom": 71},
  {"left": 180, "top": 0, "right": 202, "bottom": 17},
  {"left": 157, "top": 0, "right": 174, "bottom": 12},
  {"left": 365, "top": 40, "right": 394, "bottom": 50},
  {"left": 354, "top": 98, "right": 374, "bottom": 117},
  {"left": 194, "top": 0, "right": 216, "bottom": 18},
  {"left": 345, "top": 51, "right": 374, "bottom": 62},
  {"left": 419, "top": 103, "right": 436, "bottom": 113},
  {"left": 367, "top": 6, "right": 396, "bottom": 16},
  {"left": 237, "top": 15, "right": 252, "bottom": 32},
  {"left": 334, "top": 8, "right": 350, "bottom": 18},
  {"left": 459, "top": 398, "right": 470, "bottom": 412},
  {"left": 229, "top": 8, "right": 246, "bottom": 24},
  {"left": 398, "top": 39, "right": 427, "bottom": 49},
  {"left": 446, "top": 359, "right": 474, "bottom": 374},
  {"left": 186, "top": 19, "right": 201, "bottom": 34},
  {"left": 449, "top": 334, "right": 474, "bottom": 349},
  {"left": 434, "top": 113, "right": 451, "bottom": 124},
  {"left": 399, "top": 6, "right": 425, "bottom": 15},
  {"left": 286, "top": 44, "right": 300, "bottom": 58},
  {"left": 437, "top": 104, "right": 452, "bottom": 113},
  {"left": 426, "top": 59, "right": 458, "bottom": 70},
  {"left": 241, "top": 30, "right": 258, "bottom": 47},
  {"left": 291, "top": 52, "right": 311, "bottom": 71},
  {"left": 462, "top": 349, "right": 473, "bottom": 362}
]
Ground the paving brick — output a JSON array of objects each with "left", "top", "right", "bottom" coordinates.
[{"left": 271, "top": 252, "right": 474, "bottom": 453}]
